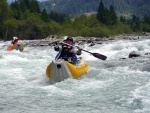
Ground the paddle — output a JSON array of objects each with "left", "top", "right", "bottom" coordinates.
[{"left": 61, "top": 42, "right": 107, "bottom": 60}]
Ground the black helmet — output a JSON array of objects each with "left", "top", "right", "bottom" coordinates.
[{"left": 66, "top": 36, "right": 73, "bottom": 42}]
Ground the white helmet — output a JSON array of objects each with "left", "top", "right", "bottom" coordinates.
[
  {"left": 13, "top": 36, "right": 17, "bottom": 40},
  {"left": 63, "top": 36, "right": 68, "bottom": 40}
]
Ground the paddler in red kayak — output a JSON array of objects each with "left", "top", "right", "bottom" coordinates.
[
  {"left": 7, "top": 36, "right": 20, "bottom": 51},
  {"left": 11, "top": 36, "right": 20, "bottom": 45}
]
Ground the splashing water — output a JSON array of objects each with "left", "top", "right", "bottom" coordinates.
[{"left": 0, "top": 39, "right": 150, "bottom": 113}]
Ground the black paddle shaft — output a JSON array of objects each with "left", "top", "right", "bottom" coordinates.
[
  {"left": 61, "top": 42, "right": 107, "bottom": 60},
  {"left": 82, "top": 49, "right": 107, "bottom": 60}
]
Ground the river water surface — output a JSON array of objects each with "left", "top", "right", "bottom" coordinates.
[{"left": 0, "top": 38, "right": 150, "bottom": 113}]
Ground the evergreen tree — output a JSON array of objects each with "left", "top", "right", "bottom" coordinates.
[
  {"left": 120, "top": 15, "right": 126, "bottom": 23},
  {"left": 97, "top": 0, "right": 117, "bottom": 25},
  {"left": 10, "top": 1, "right": 20, "bottom": 19},
  {"left": 143, "top": 16, "right": 150, "bottom": 25},
  {"left": 0, "top": 0, "right": 10, "bottom": 39},
  {"left": 109, "top": 5, "right": 117, "bottom": 25},
  {"left": 104, "top": 7, "right": 110, "bottom": 25},
  {"left": 130, "top": 15, "right": 141, "bottom": 32},
  {"left": 41, "top": 8, "right": 49, "bottom": 22},
  {"left": 30, "top": 0, "right": 41, "bottom": 13},
  {"left": 24, "top": 0, "right": 30, "bottom": 9},
  {"left": 97, "top": 0, "right": 106, "bottom": 24},
  {"left": 49, "top": 11, "right": 69, "bottom": 23},
  {"left": 19, "top": 0, "right": 27, "bottom": 13},
  {"left": 10, "top": 0, "right": 25, "bottom": 20},
  {"left": 143, "top": 16, "right": 150, "bottom": 32}
]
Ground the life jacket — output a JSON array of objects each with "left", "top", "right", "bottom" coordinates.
[
  {"left": 58, "top": 45, "right": 74, "bottom": 59},
  {"left": 11, "top": 38, "right": 20, "bottom": 45},
  {"left": 55, "top": 44, "right": 77, "bottom": 64}
]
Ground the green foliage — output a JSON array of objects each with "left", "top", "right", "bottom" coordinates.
[
  {"left": 49, "top": 11, "right": 70, "bottom": 24},
  {"left": 0, "top": 0, "right": 150, "bottom": 40},
  {"left": 97, "top": 0, "right": 106, "bottom": 24},
  {"left": 20, "top": 14, "right": 44, "bottom": 39},
  {"left": 143, "top": 24, "right": 150, "bottom": 32},
  {"left": 0, "top": 0, "right": 11, "bottom": 40},
  {"left": 120, "top": 15, "right": 126, "bottom": 23},
  {"left": 72, "top": 15, "right": 87, "bottom": 30},
  {"left": 142, "top": 16, "right": 150, "bottom": 32},
  {"left": 110, "top": 22, "right": 132, "bottom": 34},
  {"left": 86, "top": 14, "right": 100, "bottom": 28},
  {"left": 10, "top": 0, "right": 41, "bottom": 20},
  {"left": 109, "top": 5, "right": 117, "bottom": 25},
  {"left": 143, "top": 16, "right": 150, "bottom": 25},
  {"left": 130, "top": 15, "right": 142, "bottom": 32},
  {"left": 3, "top": 18, "right": 19, "bottom": 40},
  {"left": 30, "top": 0, "right": 41, "bottom": 13},
  {"left": 97, "top": 0, "right": 117, "bottom": 26},
  {"left": 78, "top": 27, "right": 110, "bottom": 37},
  {"left": 41, "top": 8, "right": 50, "bottom": 22},
  {"left": 44, "top": 21, "right": 62, "bottom": 35}
]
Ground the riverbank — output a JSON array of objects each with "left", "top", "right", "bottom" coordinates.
[{"left": 23, "top": 33, "right": 150, "bottom": 46}]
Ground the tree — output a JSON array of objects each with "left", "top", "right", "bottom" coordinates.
[
  {"left": 10, "top": 1, "right": 22, "bottom": 20},
  {"left": 49, "top": 11, "right": 69, "bottom": 23},
  {"left": 19, "top": 0, "right": 27, "bottom": 13},
  {"left": 97, "top": 0, "right": 117, "bottom": 25},
  {"left": 130, "top": 15, "right": 142, "bottom": 32},
  {"left": 109, "top": 5, "right": 117, "bottom": 25},
  {"left": 41, "top": 8, "right": 49, "bottom": 22},
  {"left": 97, "top": 0, "right": 106, "bottom": 24},
  {"left": 0, "top": 0, "right": 11, "bottom": 40},
  {"left": 143, "top": 16, "right": 150, "bottom": 25},
  {"left": 30, "top": 0, "right": 41, "bottom": 13},
  {"left": 120, "top": 15, "right": 126, "bottom": 23}
]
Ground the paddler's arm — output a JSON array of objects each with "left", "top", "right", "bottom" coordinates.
[
  {"left": 54, "top": 40, "right": 62, "bottom": 51},
  {"left": 70, "top": 46, "right": 82, "bottom": 55},
  {"left": 76, "top": 46, "right": 82, "bottom": 55}
]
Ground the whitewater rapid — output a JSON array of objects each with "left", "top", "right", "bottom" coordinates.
[{"left": 0, "top": 39, "right": 150, "bottom": 113}]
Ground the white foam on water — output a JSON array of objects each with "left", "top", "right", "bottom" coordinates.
[
  {"left": 0, "top": 39, "right": 150, "bottom": 113},
  {"left": 128, "top": 79, "right": 150, "bottom": 112}
]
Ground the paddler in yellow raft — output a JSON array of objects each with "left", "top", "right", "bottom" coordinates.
[
  {"left": 54, "top": 36, "right": 82, "bottom": 64},
  {"left": 46, "top": 36, "right": 107, "bottom": 82},
  {"left": 46, "top": 36, "right": 89, "bottom": 82}
]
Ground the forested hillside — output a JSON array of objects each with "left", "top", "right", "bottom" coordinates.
[
  {"left": 39, "top": 0, "right": 150, "bottom": 17},
  {"left": 0, "top": 0, "right": 150, "bottom": 41}
]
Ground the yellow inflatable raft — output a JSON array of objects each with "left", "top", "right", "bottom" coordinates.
[
  {"left": 46, "top": 57, "right": 89, "bottom": 82},
  {"left": 7, "top": 43, "right": 24, "bottom": 52}
]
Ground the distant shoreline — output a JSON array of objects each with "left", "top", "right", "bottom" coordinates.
[{"left": 23, "top": 33, "right": 150, "bottom": 46}]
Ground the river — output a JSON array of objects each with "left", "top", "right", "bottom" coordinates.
[{"left": 0, "top": 38, "right": 150, "bottom": 113}]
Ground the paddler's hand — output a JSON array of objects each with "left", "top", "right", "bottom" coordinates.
[
  {"left": 77, "top": 46, "right": 82, "bottom": 51},
  {"left": 67, "top": 46, "right": 72, "bottom": 49},
  {"left": 62, "top": 45, "right": 67, "bottom": 49},
  {"left": 55, "top": 40, "right": 60, "bottom": 45}
]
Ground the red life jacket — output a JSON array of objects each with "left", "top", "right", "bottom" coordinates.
[{"left": 11, "top": 38, "right": 20, "bottom": 45}]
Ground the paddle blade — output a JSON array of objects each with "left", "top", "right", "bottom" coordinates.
[{"left": 92, "top": 53, "right": 107, "bottom": 60}]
